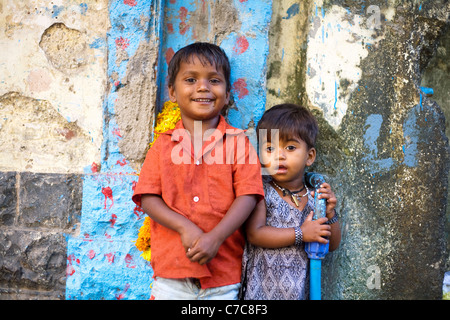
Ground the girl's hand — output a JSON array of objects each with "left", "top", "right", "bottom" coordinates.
[
  {"left": 300, "top": 211, "right": 331, "bottom": 244},
  {"left": 311, "top": 182, "right": 337, "bottom": 219}
]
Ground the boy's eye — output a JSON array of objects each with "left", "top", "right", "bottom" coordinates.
[
  {"left": 185, "top": 78, "right": 196, "bottom": 83},
  {"left": 210, "top": 78, "right": 221, "bottom": 84},
  {"left": 265, "top": 146, "right": 275, "bottom": 153},
  {"left": 286, "top": 145, "right": 296, "bottom": 151}
]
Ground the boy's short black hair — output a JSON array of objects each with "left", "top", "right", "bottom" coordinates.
[
  {"left": 256, "top": 103, "right": 319, "bottom": 149},
  {"left": 168, "top": 42, "right": 231, "bottom": 92}
]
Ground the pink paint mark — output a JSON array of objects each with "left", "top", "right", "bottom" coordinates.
[
  {"left": 132, "top": 181, "right": 137, "bottom": 191},
  {"left": 165, "top": 47, "right": 175, "bottom": 65},
  {"left": 87, "top": 250, "right": 96, "bottom": 259},
  {"left": 239, "top": 0, "right": 248, "bottom": 2},
  {"left": 232, "top": 78, "right": 249, "bottom": 99},
  {"left": 124, "top": 0, "right": 137, "bottom": 6},
  {"left": 116, "top": 159, "right": 127, "bottom": 166},
  {"left": 233, "top": 36, "right": 249, "bottom": 55},
  {"left": 167, "top": 23, "right": 174, "bottom": 34},
  {"left": 105, "top": 252, "right": 115, "bottom": 264},
  {"left": 115, "top": 283, "right": 130, "bottom": 300},
  {"left": 91, "top": 162, "right": 100, "bottom": 173},
  {"left": 169, "top": 0, "right": 176, "bottom": 3},
  {"left": 110, "top": 213, "right": 118, "bottom": 227},
  {"left": 112, "top": 127, "right": 122, "bottom": 138},
  {"left": 115, "top": 36, "right": 130, "bottom": 50},
  {"left": 102, "top": 187, "right": 114, "bottom": 210},
  {"left": 179, "top": 7, "right": 190, "bottom": 35},
  {"left": 125, "top": 254, "right": 136, "bottom": 268}
]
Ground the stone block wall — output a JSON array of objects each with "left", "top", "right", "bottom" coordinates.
[{"left": 0, "top": 172, "right": 81, "bottom": 299}]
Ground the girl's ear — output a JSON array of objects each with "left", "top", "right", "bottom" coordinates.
[{"left": 306, "top": 147, "right": 316, "bottom": 167}]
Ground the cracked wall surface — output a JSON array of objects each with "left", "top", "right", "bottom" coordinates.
[{"left": 0, "top": 0, "right": 449, "bottom": 300}]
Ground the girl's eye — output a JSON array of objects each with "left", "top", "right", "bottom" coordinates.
[
  {"left": 286, "top": 145, "right": 296, "bottom": 151},
  {"left": 265, "top": 146, "right": 275, "bottom": 153}
]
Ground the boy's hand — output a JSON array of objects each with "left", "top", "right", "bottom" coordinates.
[
  {"left": 179, "top": 223, "right": 204, "bottom": 254},
  {"left": 186, "top": 232, "right": 222, "bottom": 265},
  {"left": 311, "top": 182, "right": 337, "bottom": 219},
  {"left": 300, "top": 211, "right": 331, "bottom": 244}
]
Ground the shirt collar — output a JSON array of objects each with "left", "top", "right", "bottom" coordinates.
[{"left": 164, "top": 115, "right": 244, "bottom": 141}]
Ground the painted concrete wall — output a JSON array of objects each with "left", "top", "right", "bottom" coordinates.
[{"left": 0, "top": 0, "right": 449, "bottom": 300}]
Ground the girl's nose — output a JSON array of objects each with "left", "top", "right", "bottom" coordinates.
[{"left": 276, "top": 148, "right": 286, "bottom": 160}]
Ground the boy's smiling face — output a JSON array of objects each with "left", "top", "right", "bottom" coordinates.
[{"left": 169, "top": 55, "right": 230, "bottom": 124}]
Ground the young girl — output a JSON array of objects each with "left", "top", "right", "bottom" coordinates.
[{"left": 241, "top": 103, "right": 341, "bottom": 300}]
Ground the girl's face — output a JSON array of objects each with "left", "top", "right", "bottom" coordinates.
[{"left": 260, "top": 136, "right": 316, "bottom": 187}]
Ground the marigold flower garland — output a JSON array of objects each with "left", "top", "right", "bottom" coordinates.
[{"left": 135, "top": 101, "right": 181, "bottom": 261}]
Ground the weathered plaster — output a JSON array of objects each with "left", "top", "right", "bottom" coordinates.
[{"left": 0, "top": 0, "right": 109, "bottom": 173}]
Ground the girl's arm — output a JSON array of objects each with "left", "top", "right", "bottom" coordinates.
[
  {"left": 245, "top": 199, "right": 332, "bottom": 249},
  {"left": 313, "top": 183, "right": 341, "bottom": 252}
]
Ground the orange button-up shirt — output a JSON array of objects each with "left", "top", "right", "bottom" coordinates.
[{"left": 132, "top": 115, "right": 264, "bottom": 289}]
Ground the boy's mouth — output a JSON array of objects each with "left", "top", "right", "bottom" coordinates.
[{"left": 193, "top": 98, "right": 214, "bottom": 102}]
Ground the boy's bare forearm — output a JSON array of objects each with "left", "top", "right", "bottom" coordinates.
[
  {"left": 209, "top": 195, "right": 258, "bottom": 243},
  {"left": 141, "top": 194, "right": 193, "bottom": 233}
]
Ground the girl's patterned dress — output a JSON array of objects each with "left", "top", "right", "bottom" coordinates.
[{"left": 241, "top": 180, "right": 312, "bottom": 300}]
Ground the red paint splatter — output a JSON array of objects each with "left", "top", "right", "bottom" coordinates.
[
  {"left": 133, "top": 205, "right": 144, "bottom": 218},
  {"left": 91, "top": 162, "right": 100, "bottom": 173},
  {"left": 239, "top": 0, "right": 248, "bottom": 2},
  {"left": 115, "top": 36, "right": 130, "bottom": 49},
  {"left": 124, "top": 0, "right": 137, "bottom": 6},
  {"left": 233, "top": 36, "right": 249, "bottom": 54},
  {"left": 179, "top": 7, "right": 190, "bottom": 35},
  {"left": 105, "top": 252, "right": 115, "bottom": 264},
  {"left": 132, "top": 181, "right": 137, "bottom": 191},
  {"left": 232, "top": 78, "right": 249, "bottom": 99},
  {"left": 115, "top": 283, "right": 130, "bottom": 300},
  {"left": 165, "top": 47, "right": 175, "bottom": 65},
  {"left": 102, "top": 187, "right": 114, "bottom": 210},
  {"left": 169, "top": 0, "right": 176, "bottom": 4},
  {"left": 125, "top": 254, "right": 136, "bottom": 268},
  {"left": 66, "top": 254, "right": 80, "bottom": 276},
  {"left": 116, "top": 159, "right": 127, "bottom": 166},
  {"left": 110, "top": 213, "right": 118, "bottom": 227},
  {"left": 87, "top": 250, "right": 96, "bottom": 259}
]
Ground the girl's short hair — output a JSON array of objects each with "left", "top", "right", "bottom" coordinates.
[
  {"left": 256, "top": 104, "right": 319, "bottom": 149},
  {"left": 168, "top": 42, "right": 231, "bottom": 92}
]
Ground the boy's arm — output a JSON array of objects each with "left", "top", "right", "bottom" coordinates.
[
  {"left": 140, "top": 194, "right": 204, "bottom": 252},
  {"left": 186, "top": 194, "right": 257, "bottom": 265}
]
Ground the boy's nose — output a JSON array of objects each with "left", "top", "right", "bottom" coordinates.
[{"left": 196, "top": 79, "right": 210, "bottom": 91}]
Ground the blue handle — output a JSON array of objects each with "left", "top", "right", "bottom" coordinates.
[{"left": 304, "top": 172, "right": 330, "bottom": 300}]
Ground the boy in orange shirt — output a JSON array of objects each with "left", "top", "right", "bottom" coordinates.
[{"left": 132, "top": 42, "right": 264, "bottom": 299}]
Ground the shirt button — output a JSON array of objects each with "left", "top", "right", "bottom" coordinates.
[{"left": 193, "top": 196, "right": 199, "bottom": 202}]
